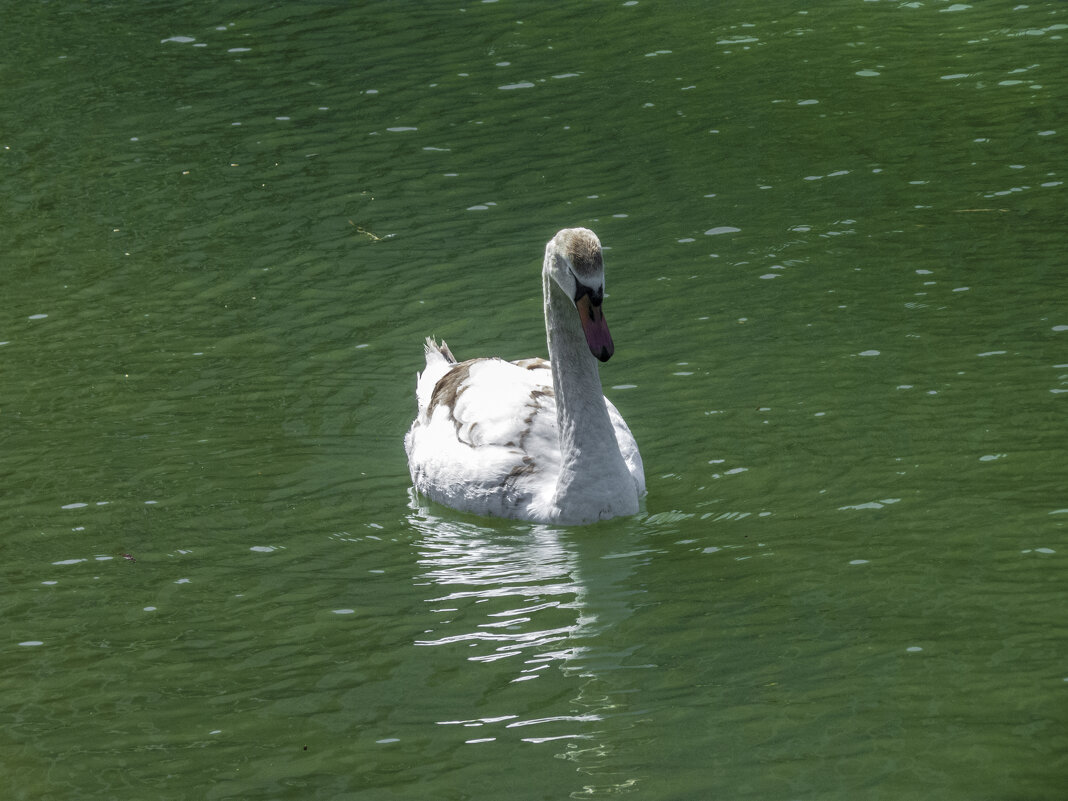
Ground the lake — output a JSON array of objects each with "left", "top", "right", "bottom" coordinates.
[{"left": 2, "top": 1, "right": 1065, "bottom": 799}]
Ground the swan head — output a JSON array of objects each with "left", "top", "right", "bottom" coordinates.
[{"left": 544, "top": 227, "right": 614, "bottom": 362}]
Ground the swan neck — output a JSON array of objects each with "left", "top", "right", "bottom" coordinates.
[
  {"left": 544, "top": 273, "right": 605, "bottom": 428},
  {"left": 543, "top": 270, "right": 622, "bottom": 514}
]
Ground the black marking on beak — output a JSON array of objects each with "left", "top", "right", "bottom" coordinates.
[{"left": 572, "top": 280, "right": 604, "bottom": 307}]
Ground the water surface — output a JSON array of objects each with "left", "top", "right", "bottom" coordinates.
[{"left": 2, "top": 1, "right": 1065, "bottom": 799}]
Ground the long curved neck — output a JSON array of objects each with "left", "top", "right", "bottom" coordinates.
[{"left": 543, "top": 272, "right": 626, "bottom": 517}]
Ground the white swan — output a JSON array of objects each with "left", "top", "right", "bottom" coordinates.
[{"left": 404, "top": 227, "right": 645, "bottom": 525}]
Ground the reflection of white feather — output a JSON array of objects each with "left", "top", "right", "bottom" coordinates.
[{"left": 404, "top": 228, "right": 645, "bottom": 525}]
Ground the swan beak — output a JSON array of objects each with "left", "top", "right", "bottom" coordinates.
[{"left": 577, "top": 294, "right": 614, "bottom": 362}]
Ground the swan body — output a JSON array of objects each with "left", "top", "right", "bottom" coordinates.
[{"left": 404, "top": 228, "right": 645, "bottom": 525}]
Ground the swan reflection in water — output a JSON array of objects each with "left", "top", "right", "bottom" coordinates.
[
  {"left": 406, "top": 492, "right": 648, "bottom": 796},
  {"left": 409, "top": 492, "right": 599, "bottom": 676}
]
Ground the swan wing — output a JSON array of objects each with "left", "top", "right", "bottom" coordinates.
[{"left": 406, "top": 348, "right": 560, "bottom": 516}]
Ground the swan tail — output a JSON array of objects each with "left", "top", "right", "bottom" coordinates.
[
  {"left": 424, "top": 336, "right": 457, "bottom": 365},
  {"left": 415, "top": 337, "right": 457, "bottom": 416}
]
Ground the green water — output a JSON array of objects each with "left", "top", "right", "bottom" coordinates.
[{"left": 2, "top": 1, "right": 1065, "bottom": 798}]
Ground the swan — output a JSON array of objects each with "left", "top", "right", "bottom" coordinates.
[{"left": 404, "top": 227, "right": 645, "bottom": 525}]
